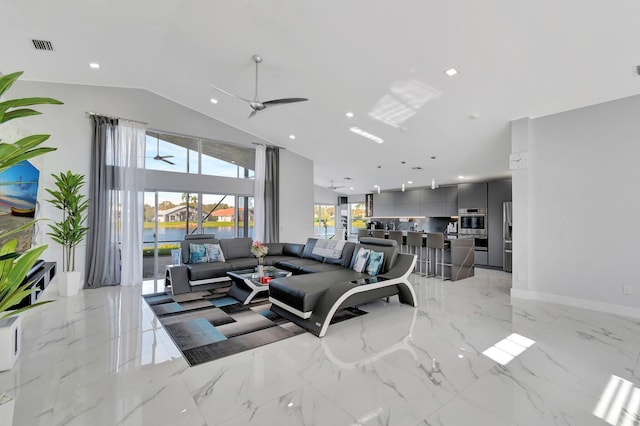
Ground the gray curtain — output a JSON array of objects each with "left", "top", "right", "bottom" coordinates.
[
  {"left": 85, "top": 115, "right": 121, "bottom": 287},
  {"left": 264, "top": 146, "right": 279, "bottom": 242}
]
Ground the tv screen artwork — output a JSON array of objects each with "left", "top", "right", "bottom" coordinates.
[{"left": 0, "top": 160, "right": 39, "bottom": 252}]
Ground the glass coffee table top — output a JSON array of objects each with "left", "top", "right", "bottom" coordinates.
[{"left": 229, "top": 266, "right": 292, "bottom": 284}]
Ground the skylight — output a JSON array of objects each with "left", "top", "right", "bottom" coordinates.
[{"left": 368, "top": 79, "right": 441, "bottom": 128}]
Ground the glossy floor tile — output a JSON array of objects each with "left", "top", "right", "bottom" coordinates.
[{"left": 1, "top": 268, "right": 638, "bottom": 425}]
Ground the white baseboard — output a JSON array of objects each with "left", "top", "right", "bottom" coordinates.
[{"left": 510, "top": 288, "right": 640, "bottom": 320}]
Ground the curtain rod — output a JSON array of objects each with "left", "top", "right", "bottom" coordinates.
[
  {"left": 85, "top": 111, "right": 148, "bottom": 126},
  {"left": 252, "top": 142, "right": 285, "bottom": 150}
]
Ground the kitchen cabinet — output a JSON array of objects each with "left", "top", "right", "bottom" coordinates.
[
  {"left": 458, "top": 183, "right": 487, "bottom": 210},
  {"left": 371, "top": 186, "right": 458, "bottom": 218}
]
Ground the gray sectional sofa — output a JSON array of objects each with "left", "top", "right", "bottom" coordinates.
[{"left": 166, "top": 235, "right": 417, "bottom": 337}]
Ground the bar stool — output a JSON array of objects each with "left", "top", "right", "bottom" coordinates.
[
  {"left": 406, "top": 231, "right": 425, "bottom": 275},
  {"left": 356, "top": 228, "right": 369, "bottom": 242},
  {"left": 371, "top": 229, "right": 385, "bottom": 239},
  {"left": 387, "top": 230, "right": 404, "bottom": 252},
  {"left": 426, "top": 233, "right": 450, "bottom": 281}
]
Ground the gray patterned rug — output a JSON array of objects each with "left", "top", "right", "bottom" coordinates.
[{"left": 143, "top": 287, "right": 367, "bottom": 366}]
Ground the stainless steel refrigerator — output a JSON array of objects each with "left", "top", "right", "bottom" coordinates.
[{"left": 503, "top": 202, "right": 512, "bottom": 272}]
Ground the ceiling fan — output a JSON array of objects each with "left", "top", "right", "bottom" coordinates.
[
  {"left": 327, "top": 180, "right": 346, "bottom": 191},
  {"left": 153, "top": 135, "right": 175, "bottom": 165},
  {"left": 210, "top": 54, "right": 309, "bottom": 118}
]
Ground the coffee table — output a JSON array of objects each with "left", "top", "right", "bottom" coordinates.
[{"left": 227, "top": 266, "right": 292, "bottom": 305}]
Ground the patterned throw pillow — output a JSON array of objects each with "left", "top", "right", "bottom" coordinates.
[
  {"left": 366, "top": 251, "right": 384, "bottom": 276},
  {"left": 352, "top": 248, "right": 371, "bottom": 273},
  {"left": 204, "top": 243, "right": 226, "bottom": 263},
  {"left": 189, "top": 243, "right": 208, "bottom": 263}
]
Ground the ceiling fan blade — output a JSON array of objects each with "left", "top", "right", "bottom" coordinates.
[
  {"left": 209, "top": 84, "right": 252, "bottom": 103},
  {"left": 262, "top": 98, "right": 309, "bottom": 107},
  {"left": 161, "top": 158, "right": 175, "bottom": 165},
  {"left": 248, "top": 110, "right": 257, "bottom": 119}
]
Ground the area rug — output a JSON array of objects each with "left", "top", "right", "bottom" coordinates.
[{"left": 142, "top": 286, "right": 367, "bottom": 367}]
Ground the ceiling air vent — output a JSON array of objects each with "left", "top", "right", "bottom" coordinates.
[
  {"left": 636, "top": 65, "right": 640, "bottom": 76},
  {"left": 411, "top": 166, "right": 423, "bottom": 170},
  {"left": 32, "top": 39, "right": 53, "bottom": 51}
]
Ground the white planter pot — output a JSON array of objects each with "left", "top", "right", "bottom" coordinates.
[
  {"left": 0, "top": 392, "right": 15, "bottom": 426},
  {"left": 59, "top": 271, "right": 82, "bottom": 297},
  {"left": 0, "top": 316, "right": 21, "bottom": 372}
]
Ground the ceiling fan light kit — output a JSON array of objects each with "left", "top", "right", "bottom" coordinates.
[{"left": 210, "top": 54, "right": 308, "bottom": 118}]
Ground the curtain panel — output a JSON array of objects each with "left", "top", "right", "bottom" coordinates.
[
  {"left": 253, "top": 145, "right": 266, "bottom": 242},
  {"left": 86, "top": 116, "right": 120, "bottom": 288},
  {"left": 86, "top": 116, "right": 146, "bottom": 288},
  {"left": 264, "top": 146, "right": 279, "bottom": 242}
]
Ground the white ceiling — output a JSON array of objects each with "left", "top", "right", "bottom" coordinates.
[{"left": 2, "top": 1, "right": 640, "bottom": 194}]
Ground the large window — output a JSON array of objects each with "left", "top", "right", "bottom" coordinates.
[
  {"left": 145, "top": 131, "right": 255, "bottom": 177},
  {"left": 350, "top": 202, "right": 366, "bottom": 237},
  {"left": 314, "top": 204, "right": 336, "bottom": 239},
  {"left": 143, "top": 191, "right": 254, "bottom": 280},
  {"left": 142, "top": 130, "right": 256, "bottom": 288}
]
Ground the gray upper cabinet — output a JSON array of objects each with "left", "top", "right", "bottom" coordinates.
[
  {"left": 371, "top": 186, "right": 458, "bottom": 218},
  {"left": 457, "top": 183, "right": 488, "bottom": 209}
]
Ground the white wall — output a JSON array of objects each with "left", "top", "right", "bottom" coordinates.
[
  {"left": 8, "top": 81, "right": 314, "bottom": 275},
  {"left": 511, "top": 95, "right": 640, "bottom": 317},
  {"left": 279, "top": 149, "right": 314, "bottom": 243}
]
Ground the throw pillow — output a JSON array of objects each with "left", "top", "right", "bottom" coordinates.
[
  {"left": 189, "top": 243, "right": 208, "bottom": 263},
  {"left": 366, "top": 251, "right": 384, "bottom": 276},
  {"left": 352, "top": 248, "right": 371, "bottom": 273},
  {"left": 204, "top": 243, "right": 226, "bottom": 262}
]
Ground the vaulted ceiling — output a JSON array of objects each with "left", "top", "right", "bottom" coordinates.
[{"left": 2, "top": 1, "right": 640, "bottom": 193}]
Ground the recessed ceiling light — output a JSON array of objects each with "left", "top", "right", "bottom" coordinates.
[
  {"left": 345, "top": 112, "right": 354, "bottom": 118},
  {"left": 89, "top": 63, "right": 100, "bottom": 69},
  {"left": 289, "top": 134, "right": 296, "bottom": 140},
  {"left": 407, "top": 181, "right": 413, "bottom": 184},
  {"left": 210, "top": 98, "right": 218, "bottom": 104},
  {"left": 458, "top": 175, "right": 465, "bottom": 179},
  {"left": 349, "top": 187, "right": 354, "bottom": 190},
  {"left": 349, "top": 127, "right": 384, "bottom": 144},
  {"left": 444, "top": 67, "right": 458, "bottom": 77}
]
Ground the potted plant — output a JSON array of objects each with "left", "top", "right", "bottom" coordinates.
[
  {"left": 45, "top": 171, "right": 89, "bottom": 296},
  {"left": 0, "top": 70, "right": 61, "bottom": 403}
]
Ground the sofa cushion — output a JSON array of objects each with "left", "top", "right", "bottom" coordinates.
[
  {"left": 264, "top": 255, "right": 300, "bottom": 266},
  {"left": 220, "top": 238, "right": 252, "bottom": 260},
  {"left": 366, "top": 251, "right": 384, "bottom": 276},
  {"left": 181, "top": 237, "right": 219, "bottom": 263},
  {"left": 227, "top": 257, "right": 259, "bottom": 270},
  {"left": 301, "top": 238, "right": 324, "bottom": 262},
  {"left": 298, "top": 263, "right": 350, "bottom": 274},
  {"left": 323, "top": 241, "right": 356, "bottom": 267},
  {"left": 204, "top": 243, "right": 225, "bottom": 262},
  {"left": 265, "top": 242, "right": 284, "bottom": 256},
  {"left": 269, "top": 269, "right": 366, "bottom": 313},
  {"left": 189, "top": 243, "right": 209, "bottom": 264},
  {"left": 276, "top": 258, "right": 323, "bottom": 273},
  {"left": 283, "top": 243, "right": 304, "bottom": 257},
  {"left": 351, "top": 248, "right": 371, "bottom": 272},
  {"left": 353, "top": 237, "right": 399, "bottom": 274},
  {"left": 186, "top": 262, "right": 232, "bottom": 281}
]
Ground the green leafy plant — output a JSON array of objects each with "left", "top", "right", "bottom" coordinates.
[
  {"left": 46, "top": 171, "right": 89, "bottom": 272},
  {"left": 0, "top": 71, "right": 62, "bottom": 318}
]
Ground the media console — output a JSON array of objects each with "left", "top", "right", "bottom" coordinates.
[{"left": 12, "top": 261, "right": 56, "bottom": 309}]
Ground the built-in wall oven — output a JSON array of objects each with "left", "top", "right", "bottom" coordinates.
[{"left": 458, "top": 208, "right": 487, "bottom": 236}]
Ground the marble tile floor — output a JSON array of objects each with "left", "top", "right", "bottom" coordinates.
[{"left": 1, "top": 269, "right": 639, "bottom": 425}]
